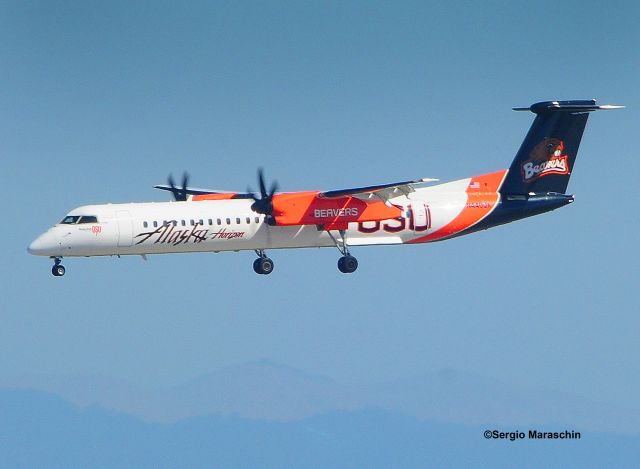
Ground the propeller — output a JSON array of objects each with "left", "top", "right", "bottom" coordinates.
[
  {"left": 167, "top": 172, "right": 190, "bottom": 201},
  {"left": 249, "top": 168, "right": 278, "bottom": 218}
]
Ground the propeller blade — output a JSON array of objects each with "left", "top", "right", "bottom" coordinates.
[
  {"left": 181, "top": 172, "right": 189, "bottom": 195},
  {"left": 166, "top": 172, "right": 189, "bottom": 201},
  {"left": 269, "top": 180, "right": 278, "bottom": 197},
  {"left": 258, "top": 168, "right": 267, "bottom": 198},
  {"left": 249, "top": 168, "right": 278, "bottom": 216}
]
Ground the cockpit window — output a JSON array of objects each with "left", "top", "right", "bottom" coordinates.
[
  {"left": 60, "top": 216, "right": 81, "bottom": 224},
  {"left": 60, "top": 215, "right": 98, "bottom": 224}
]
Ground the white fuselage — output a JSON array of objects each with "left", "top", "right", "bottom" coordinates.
[{"left": 28, "top": 177, "right": 482, "bottom": 258}]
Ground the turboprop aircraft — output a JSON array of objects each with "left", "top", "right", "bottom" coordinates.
[{"left": 28, "top": 99, "right": 622, "bottom": 276}]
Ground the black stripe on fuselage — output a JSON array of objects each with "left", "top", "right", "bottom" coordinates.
[{"left": 451, "top": 193, "right": 575, "bottom": 239}]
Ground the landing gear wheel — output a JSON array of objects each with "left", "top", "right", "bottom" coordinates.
[
  {"left": 260, "top": 257, "right": 274, "bottom": 275},
  {"left": 52, "top": 265, "right": 65, "bottom": 277},
  {"left": 337, "top": 255, "right": 358, "bottom": 274},
  {"left": 253, "top": 257, "right": 274, "bottom": 275}
]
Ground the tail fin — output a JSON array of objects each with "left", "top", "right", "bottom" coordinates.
[{"left": 500, "top": 100, "right": 623, "bottom": 195}]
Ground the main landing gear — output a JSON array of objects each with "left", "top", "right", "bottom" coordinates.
[
  {"left": 337, "top": 255, "right": 358, "bottom": 274},
  {"left": 253, "top": 250, "right": 274, "bottom": 275},
  {"left": 328, "top": 229, "right": 358, "bottom": 274},
  {"left": 51, "top": 257, "right": 65, "bottom": 277}
]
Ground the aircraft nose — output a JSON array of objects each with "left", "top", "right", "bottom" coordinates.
[{"left": 28, "top": 231, "right": 59, "bottom": 256}]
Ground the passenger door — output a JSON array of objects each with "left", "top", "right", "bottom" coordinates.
[
  {"left": 116, "top": 210, "right": 133, "bottom": 247},
  {"left": 410, "top": 203, "right": 430, "bottom": 232}
]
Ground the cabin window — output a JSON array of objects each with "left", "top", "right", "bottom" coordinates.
[
  {"left": 236, "top": 217, "right": 241, "bottom": 224},
  {"left": 217, "top": 219, "right": 222, "bottom": 225},
  {"left": 163, "top": 220, "right": 169, "bottom": 226},
  {"left": 143, "top": 221, "right": 148, "bottom": 228},
  {"left": 172, "top": 220, "right": 177, "bottom": 227},
  {"left": 60, "top": 216, "right": 81, "bottom": 224},
  {"left": 246, "top": 217, "right": 251, "bottom": 224},
  {"left": 78, "top": 216, "right": 98, "bottom": 224},
  {"left": 208, "top": 219, "right": 213, "bottom": 226},
  {"left": 181, "top": 220, "right": 186, "bottom": 226},
  {"left": 226, "top": 218, "right": 231, "bottom": 224},
  {"left": 153, "top": 221, "right": 158, "bottom": 228},
  {"left": 199, "top": 219, "right": 203, "bottom": 225},
  {"left": 255, "top": 217, "right": 260, "bottom": 223},
  {"left": 190, "top": 219, "right": 195, "bottom": 226}
]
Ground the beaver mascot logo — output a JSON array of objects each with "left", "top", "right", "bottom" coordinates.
[{"left": 521, "top": 138, "right": 569, "bottom": 182}]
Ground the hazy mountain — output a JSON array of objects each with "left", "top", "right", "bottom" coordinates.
[
  {"left": 366, "top": 368, "right": 640, "bottom": 433},
  {"left": 2, "top": 389, "right": 640, "bottom": 469},
  {"left": 3, "top": 361, "right": 640, "bottom": 434}
]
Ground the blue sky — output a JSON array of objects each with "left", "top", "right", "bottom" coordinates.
[{"left": 2, "top": 0, "right": 638, "bottom": 419}]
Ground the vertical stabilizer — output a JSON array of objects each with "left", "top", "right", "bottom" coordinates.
[{"left": 500, "top": 100, "right": 622, "bottom": 195}]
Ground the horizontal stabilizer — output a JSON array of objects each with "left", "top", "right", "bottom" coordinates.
[{"left": 513, "top": 100, "right": 624, "bottom": 113}]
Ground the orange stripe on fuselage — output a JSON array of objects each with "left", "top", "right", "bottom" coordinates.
[
  {"left": 192, "top": 193, "right": 240, "bottom": 201},
  {"left": 194, "top": 190, "right": 403, "bottom": 226},
  {"left": 408, "top": 170, "right": 507, "bottom": 243},
  {"left": 272, "top": 191, "right": 401, "bottom": 226}
]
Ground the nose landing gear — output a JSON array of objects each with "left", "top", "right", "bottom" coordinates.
[
  {"left": 253, "top": 250, "right": 274, "bottom": 275},
  {"left": 51, "top": 257, "right": 65, "bottom": 277}
]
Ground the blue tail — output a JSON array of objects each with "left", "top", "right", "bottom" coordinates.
[
  {"left": 500, "top": 100, "right": 618, "bottom": 195},
  {"left": 456, "top": 99, "right": 623, "bottom": 238}
]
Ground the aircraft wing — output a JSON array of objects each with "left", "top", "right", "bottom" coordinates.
[
  {"left": 154, "top": 185, "right": 253, "bottom": 198},
  {"left": 318, "top": 178, "right": 438, "bottom": 204}
]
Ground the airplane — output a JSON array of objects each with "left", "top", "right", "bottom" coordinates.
[{"left": 28, "top": 99, "right": 622, "bottom": 277}]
